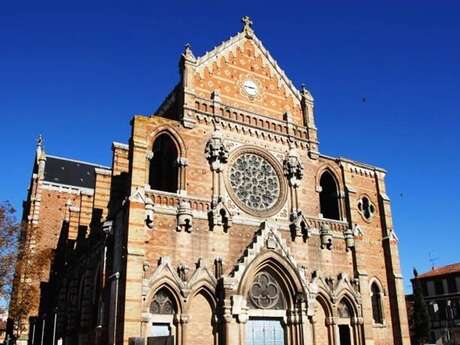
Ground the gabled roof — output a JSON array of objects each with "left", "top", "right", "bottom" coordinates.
[
  {"left": 44, "top": 155, "right": 110, "bottom": 189},
  {"left": 193, "top": 18, "right": 302, "bottom": 101},
  {"left": 416, "top": 263, "right": 460, "bottom": 279}
]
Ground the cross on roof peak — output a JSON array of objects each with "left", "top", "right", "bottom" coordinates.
[{"left": 241, "top": 16, "right": 253, "bottom": 31}]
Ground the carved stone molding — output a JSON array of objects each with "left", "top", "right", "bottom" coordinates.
[
  {"left": 205, "top": 129, "right": 229, "bottom": 172},
  {"left": 176, "top": 200, "right": 192, "bottom": 232},
  {"left": 283, "top": 147, "right": 304, "bottom": 188},
  {"left": 208, "top": 198, "right": 233, "bottom": 232}
]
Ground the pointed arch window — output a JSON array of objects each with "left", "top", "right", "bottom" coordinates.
[
  {"left": 149, "top": 134, "right": 179, "bottom": 193},
  {"left": 148, "top": 287, "right": 178, "bottom": 343},
  {"left": 371, "top": 282, "right": 384, "bottom": 324},
  {"left": 319, "top": 171, "right": 340, "bottom": 220},
  {"left": 246, "top": 270, "right": 287, "bottom": 345}
]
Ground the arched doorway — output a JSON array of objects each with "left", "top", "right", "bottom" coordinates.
[
  {"left": 313, "top": 296, "right": 332, "bottom": 345},
  {"left": 187, "top": 291, "right": 216, "bottom": 345},
  {"left": 245, "top": 270, "right": 287, "bottom": 345},
  {"left": 336, "top": 299, "right": 355, "bottom": 345},
  {"left": 147, "top": 287, "right": 178, "bottom": 344}
]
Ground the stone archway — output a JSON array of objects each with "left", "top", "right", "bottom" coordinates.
[
  {"left": 235, "top": 252, "right": 309, "bottom": 345},
  {"left": 186, "top": 290, "right": 216, "bottom": 345}
]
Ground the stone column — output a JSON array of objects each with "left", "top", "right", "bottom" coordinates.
[{"left": 179, "top": 314, "right": 189, "bottom": 345}]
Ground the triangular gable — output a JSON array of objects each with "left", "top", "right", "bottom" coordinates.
[
  {"left": 229, "top": 220, "right": 308, "bottom": 289},
  {"left": 190, "top": 22, "right": 309, "bottom": 123},
  {"left": 194, "top": 30, "right": 301, "bottom": 102}
]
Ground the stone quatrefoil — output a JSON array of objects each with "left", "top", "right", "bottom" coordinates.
[{"left": 249, "top": 272, "right": 281, "bottom": 309}]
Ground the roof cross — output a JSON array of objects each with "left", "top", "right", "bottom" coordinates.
[{"left": 241, "top": 16, "right": 253, "bottom": 31}]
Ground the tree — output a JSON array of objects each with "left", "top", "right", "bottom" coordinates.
[
  {"left": 0, "top": 201, "right": 20, "bottom": 308},
  {"left": 5, "top": 203, "right": 52, "bottom": 342},
  {"left": 413, "top": 269, "right": 431, "bottom": 345}
]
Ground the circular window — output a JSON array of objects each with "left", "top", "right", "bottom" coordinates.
[
  {"left": 225, "top": 147, "right": 286, "bottom": 217},
  {"left": 357, "top": 196, "right": 376, "bottom": 221}
]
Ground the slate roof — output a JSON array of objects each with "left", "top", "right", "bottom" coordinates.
[
  {"left": 44, "top": 155, "right": 110, "bottom": 189},
  {"left": 417, "top": 263, "right": 460, "bottom": 279}
]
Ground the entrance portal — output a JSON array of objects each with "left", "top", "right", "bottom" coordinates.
[
  {"left": 339, "top": 325, "right": 351, "bottom": 345},
  {"left": 246, "top": 318, "right": 285, "bottom": 345}
]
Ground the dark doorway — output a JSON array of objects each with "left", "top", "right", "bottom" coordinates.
[
  {"left": 147, "top": 336, "right": 174, "bottom": 345},
  {"left": 339, "top": 325, "right": 351, "bottom": 345}
]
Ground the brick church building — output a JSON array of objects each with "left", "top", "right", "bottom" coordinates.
[{"left": 8, "top": 17, "right": 410, "bottom": 345}]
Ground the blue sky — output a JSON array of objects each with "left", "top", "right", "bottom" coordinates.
[{"left": 1, "top": 1, "right": 459, "bottom": 292}]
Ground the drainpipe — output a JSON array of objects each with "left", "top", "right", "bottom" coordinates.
[
  {"left": 30, "top": 321, "right": 36, "bottom": 345},
  {"left": 109, "top": 272, "right": 120, "bottom": 345},
  {"left": 40, "top": 317, "right": 46, "bottom": 345},
  {"left": 52, "top": 309, "right": 58, "bottom": 345}
]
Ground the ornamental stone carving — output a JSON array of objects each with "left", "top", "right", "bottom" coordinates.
[
  {"left": 320, "top": 223, "right": 333, "bottom": 250},
  {"left": 344, "top": 227, "right": 355, "bottom": 250},
  {"left": 150, "top": 289, "right": 175, "bottom": 314},
  {"left": 229, "top": 153, "right": 280, "bottom": 211},
  {"left": 145, "top": 196, "right": 154, "bottom": 229},
  {"left": 225, "top": 147, "right": 287, "bottom": 217},
  {"left": 289, "top": 210, "right": 310, "bottom": 238},
  {"left": 205, "top": 129, "right": 229, "bottom": 172},
  {"left": 248, "top": 271, "right": 284, "bottom": 310},
  {"left": 176, "top": 200, "right": 192, "bottom": 232},
  {"left": 209, "top": 198, "right": 233, "bottom": 232},
  {"left": 283, "top": 147, "right": 303, "bottom": 188}
]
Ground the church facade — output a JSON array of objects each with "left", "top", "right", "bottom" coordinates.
[{"left": 9, "top": 17, "right": 410, "bottom": 345}]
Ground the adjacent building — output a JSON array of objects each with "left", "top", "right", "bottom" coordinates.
[
  {"left": 408, "top": 264, "right": 460, "bottom": 345},
  {"left": 8, "top": 17, "right": 410, "bottom": 345}
]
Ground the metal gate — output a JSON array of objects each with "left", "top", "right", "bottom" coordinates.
[{"left": 246, "top": 318, "right": 285, "bottom": 345}]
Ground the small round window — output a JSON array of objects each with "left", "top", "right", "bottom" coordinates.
[{"left": 357, "top": 196, "right": 376, "bottom": 220}]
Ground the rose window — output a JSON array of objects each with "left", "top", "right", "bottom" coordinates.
[{"left": 228, "top": 153, "right": 280, "bottom": 211}]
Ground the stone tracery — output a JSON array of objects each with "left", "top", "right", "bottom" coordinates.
[
  {"left": 229, "top": 153, "right": 280, "bottom": 210},
  {"left": 249, "top": 271, "right": 284, "bottom": 310}
]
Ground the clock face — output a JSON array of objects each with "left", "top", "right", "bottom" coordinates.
[{"left": 243, "top": 79, "right": 259, "bottom": 97}]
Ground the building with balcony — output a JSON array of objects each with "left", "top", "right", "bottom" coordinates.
[{"left": 408, "top": 264, "right": 460, "bottom": 345}]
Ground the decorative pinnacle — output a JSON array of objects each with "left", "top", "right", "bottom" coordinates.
[
  {"left": 36, "top": 134, "right": 43, "bottom": 148},
  {"left": 242, "top": 16, "right": 253, "bottom": 32},
  {"left": 183, "top": 43, "right": 196, "bottom": 61}
]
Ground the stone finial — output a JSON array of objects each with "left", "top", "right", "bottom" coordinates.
[
  {"left": 36, "top": 134, "right": 46, "bottom": 177},
  {"left": 36, "top": 134, "right": 43, "bottom": 148},
  {"left": 241, "top": 16, "right": 254, "bottom": 37},
  {"left": 300, "top": 83, "right": 314, "bottom": 102},
  {"left": 182, "top": 43, "right": 196, "bottom": 62}
]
